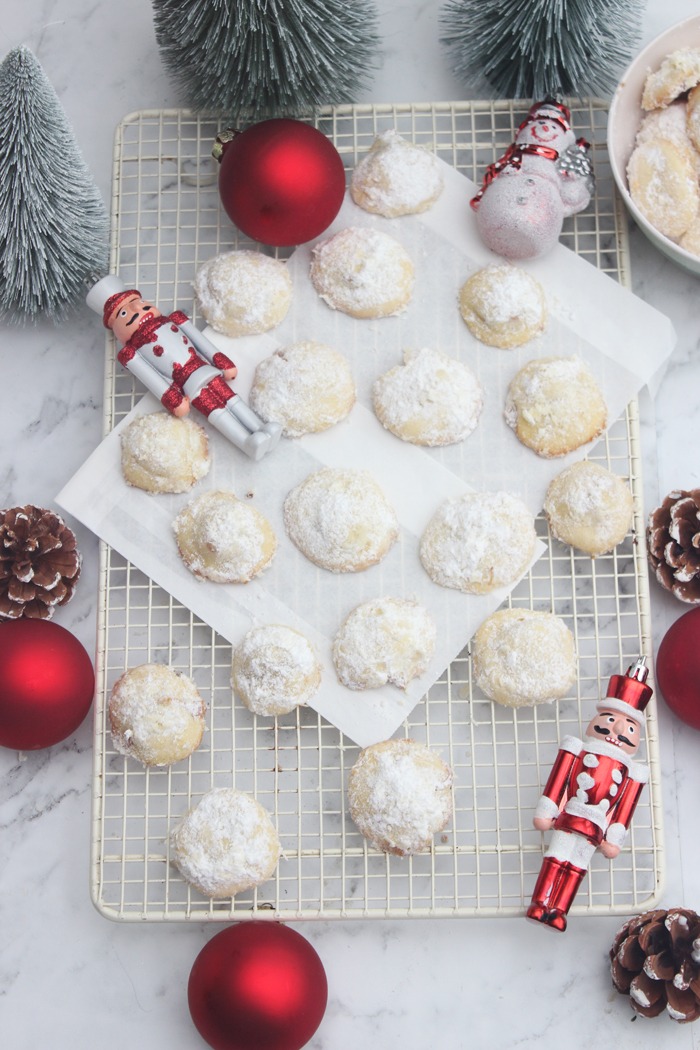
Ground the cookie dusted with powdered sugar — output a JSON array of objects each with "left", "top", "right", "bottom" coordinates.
[
  {"left": 120, "top": 412, "right": 210, "bottom": 494},
  {"left": 350, "top": 130, "right": 444, "bottom": 218},
  {"left": 170, "top": 787, "right": 281, "bottom": 898},
  {"left": 310, "top": 226, "right": 415, "bottom": 319},
  {"left": 372, "top": 346, "right": 483, "bottom": 447},
  {"left": 194, "top": 250, "right": 292, "bottom": 337},
  {"left": 232, "top": 624, "right": 321, "bottom": 716},
  {"left": 348, "top": 738, "right": 453, "bottom": 855},
  {"left": 459, "top": 264, "right": 546, "bottom": 349},
  {"left": 283, "top": 467, "right": 399, "bottom": 573},
  {"left": 504, "top": 356, "right": 607, "bottom": 458},
  {"left": 249, "top": 341, "right": 355, "bottom": 438},
  {"left": 471, "top": 608, "right": 577, "bottom": 708},
  {"left": 109, "top": 663, "right": 206, "bottom": 766},
  {"left": 332, "top": 597, "right": 436, "bottom": 690},
  {"left": 419, "top": 490, "right": 536, "bottom": 594},
  {"left": 544, "top": 461, "right": 634, "bottom": 556},
  {"left": 173, "top": 489, "right": 277, "bottom": 583}
]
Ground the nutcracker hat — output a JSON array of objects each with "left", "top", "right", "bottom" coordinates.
[
  {"left": 596, "top": 657, "right": 653, "bottom": 722},
  {"left": 85, "top": 274, "right": 141, "bottom": 328}
]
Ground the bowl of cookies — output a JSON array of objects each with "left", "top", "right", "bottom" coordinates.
[{"left": 608, "top": 15, "right": 700, "bottom": 275}]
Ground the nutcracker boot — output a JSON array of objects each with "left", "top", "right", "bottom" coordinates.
[
  {"left": 210, "top": 396, "right": 281, "bottom": 460},
  {"left": 230, "top": 396, "right": 282, "bottom": 454},
  {"left": 526, "top": 855, "right": 586, "bottom": 932}
]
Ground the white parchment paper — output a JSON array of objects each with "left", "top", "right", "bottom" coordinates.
[{"left": 57, "top": 160, "right": 676, "bottom": 747}]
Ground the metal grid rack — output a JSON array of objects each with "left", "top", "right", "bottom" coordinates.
[{"left": 91, "top": 101, "right": 664, "bottom": 922}]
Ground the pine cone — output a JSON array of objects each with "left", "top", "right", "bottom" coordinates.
[
  {"left": 0, "top": 505, "right": 81, "bottom": 620},
  {"left": 610, "top": 908, "right": 700, "bottom": 1023},
  {"left": 647, "top": 489, "right": 700, "bottom": 603}
]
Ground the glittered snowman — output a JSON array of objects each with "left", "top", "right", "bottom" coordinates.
[{"left": 471, "top": 99, "right": 594, "bottom": 260}]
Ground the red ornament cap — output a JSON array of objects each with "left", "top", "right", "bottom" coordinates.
[{"left": 597, "top": 657, "right": 653, "bottom": 722}]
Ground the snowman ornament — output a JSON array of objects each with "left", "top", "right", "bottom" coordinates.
[{"left": 471, "top": 98, "right": 594, "bottom": 260}]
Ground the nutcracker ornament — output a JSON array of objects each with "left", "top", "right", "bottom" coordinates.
[
  {"left": 527, "top": 657, "right": 652, "bottom": 932},
  {"left": 471, "top": 98, "right": 594, "bottom": 260},
  {"left": 86, "top": 276, "right": 281, "bottom": 460}
]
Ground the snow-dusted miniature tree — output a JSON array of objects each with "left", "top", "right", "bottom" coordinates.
[
  {"left": 440, "top": 0, "right": 644, "bottom": 99},
  {"left": 152, "top": 0, "right": 380, "bottom": 117},
  {"left": 0, "top": 47, "right": 109, "bottom": 324}
]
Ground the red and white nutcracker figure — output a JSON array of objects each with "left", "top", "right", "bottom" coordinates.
[
  {"left": 527, "top": 657, "right": 653, "bottom": 932},
  {"left": 86, "top": 275, "right": 281, "bottom": 460},
  {"left": 471, "top": 98, "right": 594, "bottom": 260}
]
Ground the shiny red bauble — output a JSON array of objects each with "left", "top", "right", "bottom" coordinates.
[
  {"left": 217, "top": 118, "right": 346, "bottom": 247},
  {"left": 655, "top": 607, "right": 700, "bottom": 730},
  {"left": 0, "top": 619, "right": 95, "bottom": 749},
  {"left": 188, "top": 922, "right": 328, "bottom": 1050}
]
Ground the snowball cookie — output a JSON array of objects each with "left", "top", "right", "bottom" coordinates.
[
  {"left": 350, "top": 129, "right": 444, "bottom": 218},
  {"left": 309, "top": 226, "right": 415, "bottom": 319},
  {"left": 193, "top": 250, "right": 292, "bottom": 337},
  {"left": 687, "top": 85, "right": 700, "bottom": 152},
  {"left": 232, "top": 624, "right": 321, "bottom": 716},
  {"left": 471, "top": 608, "right": 577, "bottom": 708},
  {"left": 170, "top": 787, "right": 281, "bottom": 898},
  {"left": 108, "top": 663, "right": 206, "bottom": 766},
  {"left": 372, "top": 346, "right": 483, "bottom": 447},
  {"left": 249, "top": 341, "right": 356, "bottom": 438},
  {"left": 641, "top": 48, "right": 700, "bottom": 110},
  {"left": 543, "top": 461, "right": 634, "bottom": 556},
  {"left": 120, "top": 412, "right": 210, "bottom": 494},
  {"left": 636, "top": 102, "right": 700, "bottom": 178},
  {"left": 420, "top": 490, "right": 536, "bottom": 594},
  {"left": 283, "top": 467, "right": 399, "bottom": 573},
  {"left": 627, "top": 138, "right": 699, "bottom": 241},
  {"left": 347, "top": 738, "right": 453, "bottom": 855},
  {"left": 458, "top": 264, "right": 546, "bottom": 349},
  {"left": 504, "top": 356, "right": 607, "bottom": 458},
  {"left": 332, "top": 597, "right": 437, "bottom": 690},
  {"left": 173, "top": 489, "right": 277, "bottom": 583}
]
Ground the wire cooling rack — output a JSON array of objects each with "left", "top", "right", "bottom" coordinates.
[{"left": 91, "top": 101, "right": 663, "bottom": 922}]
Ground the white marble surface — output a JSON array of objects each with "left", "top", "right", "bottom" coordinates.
[{"left": 1, "top": 1, "right": 699, "bottom": 1047}]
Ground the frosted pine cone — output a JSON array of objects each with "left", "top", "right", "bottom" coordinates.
[
  {"left": 0, "top": 505, "right": 81, "bottom": 620},
  {"left": 610, "top": 908, "right": 700, "bottom": 1023},
  {"left": 647, "top": 489, "right": 700, "bottom": 603}
]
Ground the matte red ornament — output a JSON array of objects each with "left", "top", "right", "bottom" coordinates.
[
  {"left": 188, "top": 922, "right": 328, "bottom": 1050},
  {"left": 655, "top": 607, "right": 700, "bottom": 730},
  {"left": 216, "top": 119, "right": 346, "bottom": 247},
  {"left": 0, "top": 619, "right": 95, "bottom": 750}
]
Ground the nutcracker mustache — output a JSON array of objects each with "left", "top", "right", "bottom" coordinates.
[{"left": 593, "top": 725, "right": 634, "bottom": 747}]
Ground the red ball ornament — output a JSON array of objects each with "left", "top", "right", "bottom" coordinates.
[
  {"left": 188, "top": 922, "right": 328, "bottom": 1050},
  {"left": 216, "top": 118, "right": 346, "bottom": 247},
  {"left": 0, "top": 619, "right": 95, "bottom": 749},
  {"left": 655, "top": 607, "right": 700, "bottom": 730}
]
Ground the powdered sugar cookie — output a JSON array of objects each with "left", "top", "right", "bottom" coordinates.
[
  {"left": 170, "top": 787, "right": 281, "bottom": 898},
  {"left": 310, "top": 226, "right": 415, "bottom": 319},
  {"left": 348, "top": 738, "right": 453, "bottom": 855},
  {"left": 232, "top": 624, "right": 321, "bottom": 716},
  {"left": 636, "top": 102, "right": 700, "bottom": 177},
  {"left": 419, "top": 490, "right": 536, "bottom": 594},
  {"left": 505, "top": 356, "right": 607, "bottom": 458},
  {"left": 120, "top": 412, "right": 210, "bottom": 494},
  {"left": 458, "top": 264, "right": 546, "bottom": 349},
  {"left": 173, "top": 489, "right": 277, "bottom": 583},
  {"left": 350, "top": 129, "right": 444, "bottom": 218},
  {"left": 641, "top": 48, "right": 700, "bottom": 110},
  {"left": 627, "top": 137, "right": 699, "bottom": 241},
  {"left": 471, "top": 608, "right": 577, "bottom": 708},
  {"left": 332, "top": 597, "right": 436, "bottom": 690},
  {"left": 283, "top": 467, "right": 399, "bottom": 573},
  {"left": 249, "top": 341, "right": 355, "bottom": 438},
  {"left": 544, "top": 461, "right": 634, "bottom": 556},
  {"left": 372, "top": 346, "right": 483, "bottom": 447},
  {"left": 680, "top": 215, "right": 700, "bottom": 255},
  {"left": 687, "top": 84, "right": 700, "bottom": 152},
  {"left": 194, "top": 250, "right": 292, "bottom": 337},
  {"left": 109, "top": 663, "right": 206, "bottom": 766}
]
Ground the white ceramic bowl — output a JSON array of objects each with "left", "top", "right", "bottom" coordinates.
[{"left": 608, "top": 14, "right": 700, "bottom": 276}]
